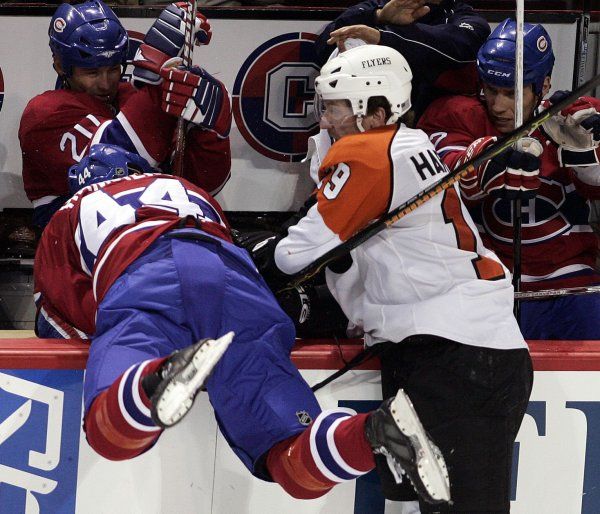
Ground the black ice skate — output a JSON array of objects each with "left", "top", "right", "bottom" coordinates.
[
  {"left": 148, "top": 332, "right": 234, "bottom": 429},
  {"left": 365, "top": 389, "right": 451, "bottom": 504}
]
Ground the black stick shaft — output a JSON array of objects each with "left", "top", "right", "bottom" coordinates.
[
  {"left": 516, "top": 285, "right": 600, "bottom": 300},
  {"left": 311, "top": 345, "right": 385, "bottom": 392},
  {"left": 173, "top": 1, "right": 196, "bottom": 177},
  {"left": 512, "top": 200, "right": 522, "bottom": 323}
]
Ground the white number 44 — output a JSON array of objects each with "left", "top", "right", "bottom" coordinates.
[{"left": 78, "top": 178, "right": 204, "bottom": 258}]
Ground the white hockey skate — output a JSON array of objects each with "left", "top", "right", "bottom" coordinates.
[
  {"left": 365, "top": 389, "right": 451, "bottom": 504},
  {"left": 149, "top": 332, "right": 234, "bottom": 428}
]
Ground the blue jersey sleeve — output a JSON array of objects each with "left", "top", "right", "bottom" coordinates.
[
  {"left": 378, "top": 5, "right": 489, "bottom": 82},
  {"left": 314, "top": 0, "right": 382, "bottom": 65},
  {"left": 315, "top": 1, "right": 490, "bottom": 78}
]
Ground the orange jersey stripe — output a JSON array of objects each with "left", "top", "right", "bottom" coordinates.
[{"left": 317, "top": 126, "right": 396, "bottom": 241}]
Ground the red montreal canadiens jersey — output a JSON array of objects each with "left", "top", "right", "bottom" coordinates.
[
  {"left": 34, "top": 174, "right": 231, "bottom": 337},
  {"left": 418, "top": 95, "right": 600, "bottom": 290},
  {"left": 19, "top": 83, "right": 230, "bottom": 203}
]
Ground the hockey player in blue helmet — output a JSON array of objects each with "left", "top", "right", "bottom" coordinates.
[
  {"left": 476, "top": 18, "right": 555, "bottom": 133},
  {"left": 419, "top": 20, "right": 600, "bottom": 342},
  {"left": 49, "top": 0, "right": 129, "bottom": 99},
  {"left": 20, "top": 0, "right": 231, "bottom": 229},
  {"left": 67, "top": 144, "right": 157, "bottom": 194}
]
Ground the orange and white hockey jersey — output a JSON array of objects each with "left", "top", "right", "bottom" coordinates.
[{"left": 275, "top": 124, "right": 526, "bottom": 349}]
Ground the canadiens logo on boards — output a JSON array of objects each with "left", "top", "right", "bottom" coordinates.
[
  {"left": 0, "top": 370, "right": 83, "bottom": 512},
  {"left": 232, "top": 33, "right": 320, "bottom": 162}
]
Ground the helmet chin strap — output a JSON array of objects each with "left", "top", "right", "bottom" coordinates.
[
  {"left": 357, "top": 114, "right": 366, "bottom": 133},
  {"left": 51, "top": 58, "right": 71, "bottom": 89},
  {"left": 320, "top": 114, "right": 363, "bottom": 138}
]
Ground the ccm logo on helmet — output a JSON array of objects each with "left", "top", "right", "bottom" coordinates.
[
  {"left": 487, "top": 70, "right": 511, "bottom": 78},
  {"left": 361, "top": 57, "right": 392, "bottom": 68}
]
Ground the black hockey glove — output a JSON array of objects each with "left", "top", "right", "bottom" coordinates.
[
  {"left": 275, "top": 283, "right": 349, "bottom": 338},
  {"left": 234, "top": 230, "right": 286, "bottom": 280},
  {"left": 275, "top": 285, "right": 314, "bottom": 329}
]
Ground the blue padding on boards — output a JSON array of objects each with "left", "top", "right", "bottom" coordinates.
[{"left": 0, "top": 369, "right": 84, "bottom": 514}]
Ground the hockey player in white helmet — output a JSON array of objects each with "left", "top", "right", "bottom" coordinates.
[
  {"left": 263, "top": 44, "right": 532, "bottom": 513},
  {"left": 315, "top": 43, "right": 412, "bottom": 136}
]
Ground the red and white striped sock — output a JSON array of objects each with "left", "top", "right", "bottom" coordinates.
[
  {"left": 84, "top": 357, "right": 167, "bottom": 460},
  {"left": 266, "top": 408, "right": 375, "bottom": 498}
]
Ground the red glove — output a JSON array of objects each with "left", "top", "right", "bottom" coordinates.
[
  {"left": 172, "top": 2, "right": 212, "bottom": 46},
  {"left": 458, "top": 137, "right": 543, "bottom": 200},
  {"left": 542, "top": 92, "right": 600, "bottom": 167},
  {"left": 161, "top": 65, "right": 232, "bottom": 138},
  {"left": 133, "top": 3, "right": 212, "bottom": 87}
]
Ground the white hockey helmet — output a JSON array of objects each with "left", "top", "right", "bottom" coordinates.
[{"left": 315, "top": 44, "right": 413, "bottom": 126}]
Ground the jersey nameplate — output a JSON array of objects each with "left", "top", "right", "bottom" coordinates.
[{"left": 409, "top": 149, "right": 448, "bottom": 181}]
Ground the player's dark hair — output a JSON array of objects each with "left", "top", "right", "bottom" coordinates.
[
  {"left": 367, "top": 96, "right": 414, "bottom": 126},
  {"left": 367, "top": 96, "right": 393, "bottom": 120}
]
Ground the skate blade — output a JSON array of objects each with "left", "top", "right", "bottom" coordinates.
[
  {"left": 156, "top": 331, "right": 234, "bottom": 426},
  {"left": 390, "top": 389, "right": 451, "bottom": 503}
]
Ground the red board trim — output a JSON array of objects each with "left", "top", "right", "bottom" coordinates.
[{"left": 1, "top": 338, "right": 600, "bottom": 371}]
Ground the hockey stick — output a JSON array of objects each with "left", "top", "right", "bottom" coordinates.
[
  {"left": 515, "top": 285, "right": 600, "bottom": 300},
  {"left": 311, "top": 344, "right": 386, "bottom": 392},
  {"left": 308, "top": 284, "right": 600, "bottom": 391},
  {"left": 284, "top": 72, "right": 600, "bottom": 291},
  {"left": 172, "top": 0, "right": 197, "bottom": 177},
  {"left": 512, "top": 1, "right": 525, "bottom": 323}
]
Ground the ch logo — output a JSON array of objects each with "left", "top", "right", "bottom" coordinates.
[
  {"left": 233, "top": 32, "right": 320, "bottom": 162},
  {"left": 264, "top": 63, "right": 319, "bottom": 132},
  {"left": 0, "top": 373, "right": 64, "bottom": 513},
  {"left": 481, "top": 177, "right": 590, "bottom": 244}
]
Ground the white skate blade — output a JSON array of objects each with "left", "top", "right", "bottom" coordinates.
[
  {"left": 390, "top": 389, "right": 451, "bottom": 503},
  {"left": 156, "top": 331, "right": 234, "bottom": 426}
]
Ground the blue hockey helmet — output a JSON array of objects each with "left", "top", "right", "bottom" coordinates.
[
  {"left": 477, "top": 19, "right": 554, "bottom": 95},
  {"left": 68, "top": 144, "right": 155, "bottom": 194},
  {"left": 49, "top": 0, "right": 129, "bottom": 77}
]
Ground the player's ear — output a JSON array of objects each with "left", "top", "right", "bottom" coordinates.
[
  {"left": 53, "top": 55, "right": 70, "bottom": 89},
  {"left": 53, "top": 54, "right": 65, "bottom": 76},
  {"left": 541, "top": 76, "right": 551, "bottom": 97},
  {"left": 373, "top": 106, "right": 387, "bottom": 127}
]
